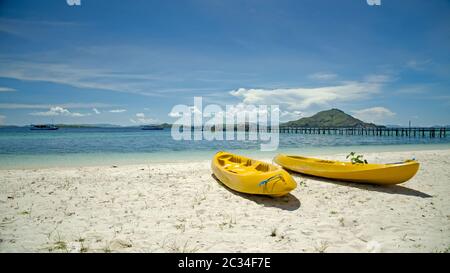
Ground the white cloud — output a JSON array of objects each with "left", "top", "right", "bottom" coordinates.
[
  {"left": 275, "top": 108, "right": 304, "bottom": 122},
  {"left": 351, "top": 107, "right": 396, "bottom": 124},
  {"left": 70, "top": 112, "right": 88, "bottom": 117},
  {"left": 0, "top": 49, "right": 249, "bottom": 98},
  {"left": 219, "top": 104, "right": 267, "bottom": 121},
  {"left": 230, "top": 80, "right": 383, "bottom": 111},
  {"left": 92, "top": 108, "right": 100, "bottom": 114},
  {"left": 109, "top": 109, "right": 127, "bottom": 113},
  {"left": 406, "top": 59, "right": 432, "bottom": 71},
  {"left": 0, "top": 60, "right": 155, "bottom": 96},
  {"left": 168, "top": 111, "right": 181, "bottom": 118},
  {"left": 0, "top": 87, "right": 16, "bottom": 92},
  {"left": 168, "top": 103, "right": 303, "bottom": 124},
  {"left": 0, "top": 115, "right": 5, "bottom": 125},
  {"left": 364, "top": 74, "right": 393, "bottom": 83},
  {"left": 131, "top": 113, "right": 157, "bottom": 124},
  {"left": 0, "top": 46, "right": 261, "bottom": 99},
  {"left": 308, "top": 72, "right": 337, "bottom": 81},
  {"left": 0, "top": 58, "right": 190, "bottom": 97},
  {"left": 0, "top": 18, "right": 81, "bottom": 38},
  {"left": 30, "top": 106, "right": 90, "bottom": 117},
  {"left": 226, "top": 104, "right": 303, "bottom": 122},
  {"left": 168, "top": 106, "right": 202, "bottom": 118},
  {"left": 31, "top": 106, "right": 70, "bottom": 116}
]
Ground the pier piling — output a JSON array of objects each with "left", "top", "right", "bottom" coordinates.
[{"left": 277, "top": 127, "right": 447, "bottom": 138}]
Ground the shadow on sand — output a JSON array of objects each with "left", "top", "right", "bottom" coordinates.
[
  {"left": 211, "top": 174, "right": 301, "bottom": 211},
  {"left": 288, "top": 171, "right": 432, "bottom": 198}
]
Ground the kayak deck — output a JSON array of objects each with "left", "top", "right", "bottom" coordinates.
[{"left": 212, "top": 151, "right": 297, "bottom": 196}]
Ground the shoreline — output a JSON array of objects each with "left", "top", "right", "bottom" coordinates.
[
  {"left": 1, "top": 143, "right": 450, "bottom": 170},
  {"left": 1, "top": 148, "right": 449, "bottom": 253}
]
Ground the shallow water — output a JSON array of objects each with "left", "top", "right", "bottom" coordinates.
[{"left": 0, "top": 127, "right": 449, "bottom": 168}]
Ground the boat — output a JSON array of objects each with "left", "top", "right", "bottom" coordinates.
[
  {"left": 141, "top": 125, "right": 164, "bottom": 130},
  {"left": 274, "top": 154, "right": 419, "bottom": 185},
  {"left": 211, "top": 151, "right": 297, "bottom": 197},
  {"left": 30, "top": 124, "right": 59, "bottom": 130}
]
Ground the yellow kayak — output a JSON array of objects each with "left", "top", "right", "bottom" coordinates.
[
  {"left": 274, "top": 154, "right": 419, "bottom": 185},
  {"left": 212, "top": 151, "right": 297, "bottom": 197}
]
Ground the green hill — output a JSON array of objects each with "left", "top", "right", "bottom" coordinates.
[{"left": 282, "top": 108, "right": 381, "bottom": 128}]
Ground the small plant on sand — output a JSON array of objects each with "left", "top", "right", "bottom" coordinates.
[
  {"left": 102, "top": 244, "right": 111, "bottom": 253},
  {"left": 147, "top": 165, "right": 152, "bottom": 179},
  {"left": 270, "top": 228, "right": 277, "bottom": 237},
  {"left": 298, "top": 180, "right": 307, "bottom": 187},
  {"left": 168, "top": 240, "right": 199, "bottom": 253},
  {"left": 314, "top": 241, "right": 329, "bottom": 253},
  {"left": 229, "top": 215, "right": 236, "bottom": 226},
  {"left": 192, "top": 192, "right": 207, "bottom": 208},
  {"left": 46, "top": 232, "right": 69, "bottom": 252},
  {"left": 431, "top": 244, "right": 450, "bottom": 253},
  {"left": 219, "top": 215, "right": 236, "bottom": 230},
  {"left": 440, "top": 245, "right": 450, "bottom": 253},
  {"left": 19, "top": 205, "right": 32, "bottom": 217},
  {"left": 158, "top": 236, "right": 199, "bottom": 253},
  {"left": 73, "top": 236, "right": 89, "bottom": 252},
  {"left": 269, "top": 227, "right": 286, "bottom": 241},
  {"left": 175, "top": 223, "right": 186, "bottom": 233},
  {"left": 50, "top": 240, "right": 67, "bottom": 252},
  {"left": 182, "top": 241, "right": 200, "bottom": 253},
  {"left": 55, "top": 241, "right": 67, "bottom": 250},
  {"left": 346, "top": 152, "right": 368, "bottom": 164},
  {"left": 80, "top": 242, "right": 88, "bottom": 253},
  {"left": 401, "top": 233, "right": 408, "bottom": 242}
]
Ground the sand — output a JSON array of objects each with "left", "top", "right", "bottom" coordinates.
[{"left": 0, "top": 149, "right": 449, "bottom": 253}]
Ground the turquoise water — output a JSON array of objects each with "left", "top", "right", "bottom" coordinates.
[{"left": 0, "top": 127, "right": 449, "bottom": 169}]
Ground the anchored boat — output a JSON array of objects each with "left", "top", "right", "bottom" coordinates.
[
  {"left": 141, "top": 125, "right": 164, "bottom": 130},
  {"left": 30, "top": 124, "right": 59, "bottom": 130}
]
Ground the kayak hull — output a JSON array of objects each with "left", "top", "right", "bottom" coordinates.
[
  {"left": 274, "top": 154, "right": 419, "bottom": 185},
  {"left": 212, "top": 151, "right": 297, "bottom": 197}
]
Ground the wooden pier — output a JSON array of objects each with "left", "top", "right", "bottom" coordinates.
[{"left": 276, "top": 127, "right": 447, "bottom": 138}]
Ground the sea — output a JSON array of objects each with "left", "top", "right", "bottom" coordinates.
[{"left": 0, "top": 127, "right": 449, "bottom": 169}]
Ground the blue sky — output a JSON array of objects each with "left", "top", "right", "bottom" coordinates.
[{"left": 0, "top": 0, "right": 449, "bottom": 126}]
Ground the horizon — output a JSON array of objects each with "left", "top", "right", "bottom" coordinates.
[
  {"left": 3, "top": 106, "right": 450, "bottom": 128},
  {"left": 1, "top": 1, "right": 450, "bottom": 127}
]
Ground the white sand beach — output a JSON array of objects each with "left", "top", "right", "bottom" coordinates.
[{"left": 0, "top": 149, "right": 449, "bottom": 253}]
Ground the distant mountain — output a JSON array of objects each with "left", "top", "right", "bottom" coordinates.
[
  {"left": 159, "top": 123, "right": 172, "bottom": 128},
  {"left": 56, "top": 124, "right": 121, "bottom": 128},
  {"left": 431, "top": 125, "right": 450, "bottom": 128},
  {"left": 56, "top": 123, "right": 173, "bottom": 128},
  {"left": 282, "top": 109, "right": 382, "bottom": 128}
]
